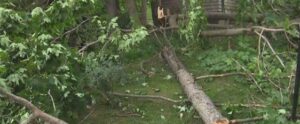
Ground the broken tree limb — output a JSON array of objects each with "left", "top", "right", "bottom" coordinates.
[
  {"left": 229, "top": 116, "right": 264, "bottom": 124},
  {"left": 161, "top": 46, "right": 229, "bottom": 124},
  {"left": 108, "top": 92, "right": 181, "bottom": 103},
  {"left": 0, "top": 87, "right": 67, "bottom": 124},
  {"left": 193, "top": 116, "right": 265, "bottom": 124},
  {"left": 195, "top": 72, "right": 246, "bottom": 80},
  {"left": 254, "top": 30, "right": 286, "bottom": 68},
  {"left": 198, "top": 26, "right": 285, "bottom": 37},
  {"left": 199, "top": 28, "right": 253, "bottom": 37}
]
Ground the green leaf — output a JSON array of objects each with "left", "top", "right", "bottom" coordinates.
[
  {"left": 31, "top": 7, "right": 44, "bottom": 17},
  {"left": 75, "top": 93, "right": 84, "bottom": 98},
  {"left": 0, "top": 35, "right": 10, "bottom": 47},
  {"left": 0, "top": 78, "right": 7, "bottom": 89},
  {"left": 278, "top": 109, "right": 286, "bottom": 114}
]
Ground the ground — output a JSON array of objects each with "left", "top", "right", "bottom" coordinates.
[{"left": 79, "top": 36, "right": 266, "bottom": 124}]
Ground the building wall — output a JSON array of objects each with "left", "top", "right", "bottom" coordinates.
[{"left": 204, "top": 0, "right": 236, "bottom": 14}]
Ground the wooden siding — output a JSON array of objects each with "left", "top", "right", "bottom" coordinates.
[{"left": 204, "top": 0, "right": 237, "bottom": 14}]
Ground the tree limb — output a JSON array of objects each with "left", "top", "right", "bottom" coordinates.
[
  {"left": 198, "top": 26, "right": 285, "bottom": 37},
  {"left": 229, "top": 116, "right": 264, "bottom": 124},
  {"left": 254, "top": 31, "right": 286, "bottom": 68},
  {"left": 195, "top": 72, "right": 246, "bottom": 80},
  {"left": 0, "top": 87, "right": 67, "bottom": 124},
  {"left": 108, "top": 92, "right": 182, "bottom": 103},
  {"left": 52, "top": 18, "right": 90, "bottom": 42}
]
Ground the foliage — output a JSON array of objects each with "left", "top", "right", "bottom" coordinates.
[
  {"left": 1, "top": 0, "right": 300, "bottom": 123},
  {"left": 179, "top": 0, "right": 206, "bottom": 42},
  {"left": 195, "top": 35, "right": 298, "bottom": 123},
  {"left": 0, "top": 0, "right": 148, "bottom": 123}
]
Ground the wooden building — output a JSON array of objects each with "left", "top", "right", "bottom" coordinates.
[{"left": 204, "top": 0, "right": 237, "bottom": 25}]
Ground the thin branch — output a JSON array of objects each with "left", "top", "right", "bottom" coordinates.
[
  {"left": 193, "top": 116, "right": 264, "bottom": 123},
  {"left": 257, "top": 28, "right": 265, "bottom": 70},
  {"left": 254, "top": 31, "right": 286, "bottom": 68},
  {"left": 79, "top": 109, "right": 95, "bottom": 124},
  {"left": 108, "top": 92, "right": 182, "bottom": 103},
  {"left": 52, "top": 18, "right": 90, "bottom": 42},
  {"left": 78, "top": 29, "right": 115, "bottom": 53},
  {"left": 114, "top": 112, "right": 141, "bottom": 117},
  {"left": 215, "top": 103, "right": 266, "bottom": 108},
  {"left": 284, "top": 32, "right": 298, "bottom": 48},
  {"left": 78, "top": 40, "right": 101, "bottom": 53},
  {"left": 120, "top": 27, "right": 179, "bottom": 34},
  {"left": 48, "top": 89, "right": 56, "bottom": 112},
  {"left": 233, "top": 59, "right": 264, "bottom": 93},
  {"left": 229, "top": 116, "right": 264, "bottom": 124},
  {"left": 195, "top": 72, "right": 246, "bottom": 80},
  {"left": 0, "top": 87, "right": 67, "bottom": 124},
  {"left": 198, "top": 26, "right": 285, "bottom": 37},
  {"left": 140, "top": 53, "right": 159, "bottom": 77}
]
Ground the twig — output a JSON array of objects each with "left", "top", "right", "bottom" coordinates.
[
  {"left": 229, "top": 116, "right": 264, "bottom": 124},
  {"left": 140, "top": 53, "right": 159, "bottom": 77},
  {"left": 195, "top": 72, "right": 246, "bottom": 80},
  {"left": 215, "top": 103, "right": 266, "bottom": 108},
  {"left": 79, "top": 109, "right": 95, "bottom": 124},
  {"left": 114, "top": 112, "right": 141, "bottom": 117},
  {"left": 254, "top": 31, "right": 286, "bottom": 68},
  {"left": 78, "top": 40, "right": 100, "bottom": 53},
  {"left": 233, "top": 59, "right": 264, "bottom": 93},
  {"left": 78, "top": 30, "right": 114, "bottom": 53},
  {"left": 48, "top": 89, "right": 56, "bottom": 112},
  {"left": 257, "top": 28, "right": 265, "bottom": 70},
  {"left": 193, "top": 116, "right": 264, "bottom": 123},
  {"left": 52, "top": 18, "right": 90, "bottom": 42},
  {"left": 284, "top": 32, "right": 298, "bottom": 48},
  {"left": 121, "top": 27, "right": 179, "bottom": 34},
  {"left": 108, "top": 92, "right": 182, "bottom": 103},
  {"left": 0, "top": 87, "right": 67, "bottom": 124}
]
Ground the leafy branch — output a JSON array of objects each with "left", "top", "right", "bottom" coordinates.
[{"left": 0, "top": 87, "right": 67, "bottom": 124}]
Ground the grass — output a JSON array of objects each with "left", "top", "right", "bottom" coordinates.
[{"left": 80, "top": 36, "right": 266, "bottom": 124}]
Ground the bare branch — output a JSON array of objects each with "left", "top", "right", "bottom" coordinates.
[
  {"left": 195, "top": 72, "right": 246, "bottom": 80},
  {"left": 78, "top": 40, "right": 101, "bottom": 53},
  {"left": 254, "top": 31, "right": 286, "bottom": 68},
  {"left": 48, "top": 89, "right": 56, "bottom": 112},
  {"left": 229, "top": 116, "right": 264, "bottom": 124},
  {"left": 198, "top": 26, "right": 285, "bottom": 37},
  {"left": 108, "top": 92, "right": 182, "bottom": 103},
  {"left": 233, "top": 59, "right": 264, "bottom": 93},
  {"left": 52, "top": 18, "right": 90, "bottom": 42}
]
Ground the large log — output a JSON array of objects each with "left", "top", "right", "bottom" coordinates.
[{"left": 161, "top": 46, "right": 228, "bottom": 124}]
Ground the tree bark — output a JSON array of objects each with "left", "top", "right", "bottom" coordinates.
[
  {"left": 125, "top": 0, "right": 141, "bottom": 25},
  {"left": 161, "top": 46, "right": 228, "bottom": 124},
  {"left": 105, "top": 0, "right": 120, "bottom": 17},
  {"left": 140, "top": 0, "right": 148, "bottom": 26}
]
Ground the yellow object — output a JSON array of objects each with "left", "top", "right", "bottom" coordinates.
[{"left": 157, "top": 6, "right": 165, "bottom": 19}]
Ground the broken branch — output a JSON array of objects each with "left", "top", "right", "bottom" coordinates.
[
  {"left": 0, "top": 87, "right": 67, "bottom": 124},
  {"left": 108, "top": 92, "right": 182, "bottom": 103}
]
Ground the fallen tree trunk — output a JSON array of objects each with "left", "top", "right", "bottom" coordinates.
[{"left": 161, "top": 46, "right": 228, "bottom": 124}]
